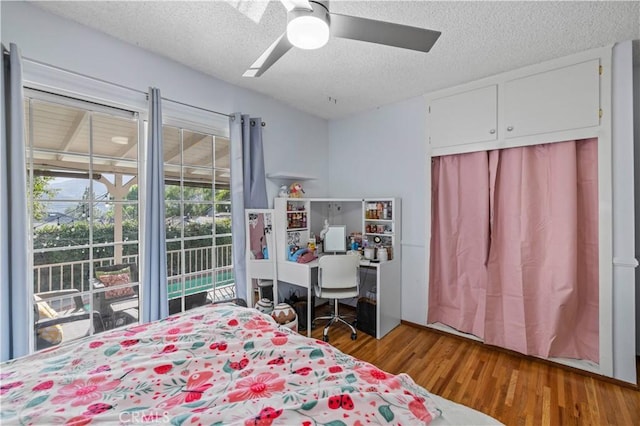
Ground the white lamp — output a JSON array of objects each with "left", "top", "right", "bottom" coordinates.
[{"left": 286, "top": 6, "right": 330, "bottom": 50}]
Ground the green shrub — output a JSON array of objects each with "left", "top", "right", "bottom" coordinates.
[{"left": 33, "top": 218, "right": 233, "bottom": 293}]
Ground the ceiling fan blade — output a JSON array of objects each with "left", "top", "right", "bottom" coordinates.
[
  {"left": 330, "top": 13, "right": 441, "bottom": 53},
  {"left": 243, "top": 33, "right": 293, "bottom": 77},
  {"left": 280, "top": 0, "right": 312, "bottom": 12}
]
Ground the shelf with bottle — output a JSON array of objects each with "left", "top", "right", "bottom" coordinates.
[
  {"left": 364, "top": 222, "right": 393, "bottom": 235},
  {"left": 284, "top": 199, "right": 308, "bottom": 230},
  {"left": 286, "top": 212, "right": 307, "bottom": 230},
  {"left": 364, "top": 201, "right": 393, "bottom": 220},
  {"left": 286, "top": 200, "right": 307, "bottom": 211}
]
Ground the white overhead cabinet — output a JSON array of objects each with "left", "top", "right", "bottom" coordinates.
[
  {"left": 429, "top": 85, "right": 498, "bottom": 149},
  {"left": 428, "top": 55, "right": 603, "bottom": 156},
  {"left": 503, "top": 60, "right": 600, "bottom": 139}
]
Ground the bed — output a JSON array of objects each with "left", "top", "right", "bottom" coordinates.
[{"left": 1, "top": 303, "right": 500, "bottom": 425}]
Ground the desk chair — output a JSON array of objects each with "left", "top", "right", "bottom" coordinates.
[{"left": 313, "top": 254, "right": 360, "bottom": 342}]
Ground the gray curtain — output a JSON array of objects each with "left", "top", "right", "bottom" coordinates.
[
  {"left": 1, "top": 43, "right": 30, "bottom": 361},
  {"left": 230, "top": 113, "right": 268, "bottom": 302},
  {"left": 142, "top": 87, "right": 168, "bottom": 322}
]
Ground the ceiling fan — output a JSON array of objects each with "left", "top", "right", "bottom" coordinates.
[{"left": 243, "top": 0, "right": 441, "bottom": 77}]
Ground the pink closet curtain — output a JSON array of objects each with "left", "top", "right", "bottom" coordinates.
[
  {"left": 428, "top": 152, "right": 490, "bottom": 338},
  {"left": 429, "top": 138, "right": 599, "bottom": 363}
]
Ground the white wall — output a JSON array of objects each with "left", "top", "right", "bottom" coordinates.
[
  {"left": 0, "top": 1, "right": 329, "bottom": 204},
  {"left": 328, "top": 97, "right": 429, "bottom": 324}
]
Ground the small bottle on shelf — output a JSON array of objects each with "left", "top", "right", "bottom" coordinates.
[{"left": 308, "top": 236, "right": 316, "bottom": 255}]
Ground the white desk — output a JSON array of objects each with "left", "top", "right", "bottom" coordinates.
[{"left": 275, "top": 255, "right": 401, "bottom": 338}]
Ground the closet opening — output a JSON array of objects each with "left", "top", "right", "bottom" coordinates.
[{"left": 428, "top": 138, "right": 599, "bottom": 365}]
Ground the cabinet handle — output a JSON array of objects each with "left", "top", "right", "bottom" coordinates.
[
  {"left": 489, "top": 129, "right": 496, "bottom": 134},
  {"left": 506, "top": 126, "right": 514, "bottom": 132}
]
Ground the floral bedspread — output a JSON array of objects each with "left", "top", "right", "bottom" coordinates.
[{"left": 1, "top": 303, "right": 442, "bottom": 425}]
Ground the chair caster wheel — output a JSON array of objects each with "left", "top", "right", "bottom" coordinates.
[
  {"left": 323, "top": 335, "right": 329, "bottom": 342},
  {"left": 351, "top": 333, "right": 357, "bottom": 340}
]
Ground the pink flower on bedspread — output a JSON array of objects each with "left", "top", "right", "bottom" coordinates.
[
  {"left": 51, "top": 375, "right": 119, "bottom": 407},
  {"left": 228, "top": 372, "right": 285, "bottom": 402},
  {"left": 156, "top": 322, "right": 194, "bottom": 342},
  {"left": 244, "top": 318, "right": 275, "bottom": 332},
  {"left": 355, "top": 366, "right": 401, "bottom": 389}
]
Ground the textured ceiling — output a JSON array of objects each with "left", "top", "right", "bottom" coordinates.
[{"left": 32, "top": 1, "right": 640, "bottom": 120}]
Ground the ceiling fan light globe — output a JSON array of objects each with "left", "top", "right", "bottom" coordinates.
[{"left": 287, "top": 13, "right": 329, "bottom": 50}]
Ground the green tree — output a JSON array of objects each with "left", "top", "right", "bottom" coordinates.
[
  {"left": 215, "top": 189, "right": 230, "bottom": 202},
  {"left": 28, "top": 175, "right": 58, "bottom": 220},
  {"left": 66, "top": 187, "right": 106, "bottom": 222},
  {"left": 116, "top": 184, "right": 138, "bottom": 220},
  {"left": 119, "top": 184, "right": 230, "bottom": 220}
]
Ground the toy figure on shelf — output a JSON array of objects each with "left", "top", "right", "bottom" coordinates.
[
  {"left": 289, "top": 182, "right": 305, "bottom": 198},
  {"left": 319, "top": 219, "right": 330, "bottom": 241},
  {"left": 278, "top": 185, "right": 289, "bottom": 197}
]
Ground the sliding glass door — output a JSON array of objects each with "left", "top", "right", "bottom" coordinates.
[
  {"left": 162, "top": 123, "right": 233, "bottom": 314},
  {"left": 25, "top": 91, "right": 141, "bottom": 349},
  {"left": 24, "top": 90, "right": 234, "bottom": 352}
]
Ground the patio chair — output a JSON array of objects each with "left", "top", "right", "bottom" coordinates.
[
  {"left": 34, "top": 289, "right": 104, "bottom": 350},
  {"left": 93, "top": 263, "right": 139, "bottom": 329}
]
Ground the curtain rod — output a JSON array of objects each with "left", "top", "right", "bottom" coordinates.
[
  {"left": 16, "top": 55, "right": 237, "bottom": 119},
  {"left": 232, "top": 116, "right": 266, "bottom": 127}
]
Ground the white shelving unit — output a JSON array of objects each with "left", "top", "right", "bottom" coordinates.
[
  {"left": 273, "top": 197, "right": 402, "bottom": 339},
  {"left": 274, "top": 198, "right": 310, "bottom": 262},
  {"left": 362, "top": 198, "right": 400, "bottom": 261}
]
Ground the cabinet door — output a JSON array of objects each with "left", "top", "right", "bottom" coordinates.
[
  {"left": 503, "top": 60, "right": 600, "bottom": 139},
  {"left": 429, "top": 85, "right": 498, "bottom": 148}
]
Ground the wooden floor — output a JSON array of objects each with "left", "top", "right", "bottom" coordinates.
[{"left": 310, "top": 315, "right": 640, "bottom": 425}]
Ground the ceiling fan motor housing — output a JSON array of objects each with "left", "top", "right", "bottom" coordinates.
[
  {"left": 310, "top": 1, "right": 329, "bottom": 11},
  {"left": 287, "top": 1, "right": 331, "bottom": 50}
]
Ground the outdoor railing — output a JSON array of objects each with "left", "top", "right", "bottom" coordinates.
[{"left": 33, "top": 244, "right": 235, "bottom": 300}]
